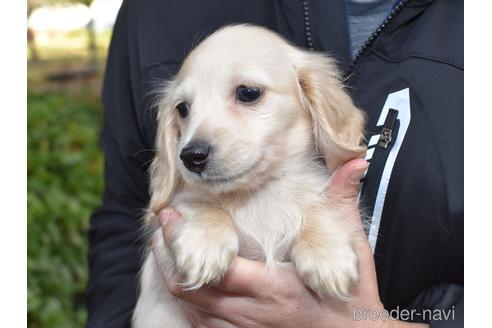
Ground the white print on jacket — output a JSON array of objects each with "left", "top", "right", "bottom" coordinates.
[{"left": 365, "top": 88, "right": 411, "bottom": 253}]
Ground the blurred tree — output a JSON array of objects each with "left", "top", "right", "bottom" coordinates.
[
  {"left": 27, "top": 0, "right": 97, "bottom": 68},
  {"left": 27, "top": 0, "right": 94, "bottom": 14},
  {"left": 28, "top": 92, "right": 103, "bottom": 328}
]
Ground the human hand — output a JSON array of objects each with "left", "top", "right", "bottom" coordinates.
[{"left": 152, "top": 158, "right": 428, "bottom": 328}]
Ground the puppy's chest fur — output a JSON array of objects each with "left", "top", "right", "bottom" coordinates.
[
  {"left": 229, "top": 186, "right": 305, "bottom": 263},
  {"left": 179, "top": 164, "right": 329, "bottom": 264}
]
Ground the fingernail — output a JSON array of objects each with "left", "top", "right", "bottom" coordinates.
[
  {"left": 160, "top": 209, "right": 171, "bottom": 226},
  {"left": 349, "top": 168, "right": 367, "bottom": 185}
]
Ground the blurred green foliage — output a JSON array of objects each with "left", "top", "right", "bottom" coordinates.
[{"left": 28, "top": 92, "right": 103, "bottom": 327}]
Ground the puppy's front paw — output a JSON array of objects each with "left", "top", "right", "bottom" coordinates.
[
  {"left": 291, "top": 241, "right": 358, "bottom": 300},
  {"left": 172, "top": 222, "right": 239, "bottom": 290}
]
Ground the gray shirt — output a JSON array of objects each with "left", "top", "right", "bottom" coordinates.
[{"left": 347, "top": 0, "right": 396, "bottom": 57}]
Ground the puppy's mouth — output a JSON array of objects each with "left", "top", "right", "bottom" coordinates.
[
  {"left": 198, "top": 154, "right": 264, "bottom": 185},
  {"left": 202, "top": 168, "right": 251, "bottom": 184}
]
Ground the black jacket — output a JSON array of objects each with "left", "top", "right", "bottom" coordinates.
[{"left": 87, "top": 0, "right": 463, "bottom": 327}]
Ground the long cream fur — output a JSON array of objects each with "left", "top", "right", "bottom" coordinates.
[{"left": 133, "top": 25, "right": 366, "bottom": 328}]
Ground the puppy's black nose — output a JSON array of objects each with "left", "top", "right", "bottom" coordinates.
[{"left": 180, "top": 140, "right": 210, "bottom": 173}]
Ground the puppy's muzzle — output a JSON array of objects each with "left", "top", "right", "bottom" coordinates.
[{"left": 180, "top": 140, "right": 210, "bottom": 173}]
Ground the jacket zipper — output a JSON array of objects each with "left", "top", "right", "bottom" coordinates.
[
  {"left": 302, "top": 1, "right": 314, "bottom": 50},
  {"left": 345, "top": 0, "right": 410, "bottom": 76},
  {"left": 378, "top": 108, "right": 398, "bottom": 149}
]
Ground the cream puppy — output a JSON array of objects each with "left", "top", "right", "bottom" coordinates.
[{"left": 133, "top": 25, "right": 366, "bottom": 328}]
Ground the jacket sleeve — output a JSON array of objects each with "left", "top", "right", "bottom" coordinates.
[
  {"left": 86, "top": 1, "right": 151, "bottom": 326},
  {"left": 406, "top": 283, "right": 463, "bottom": 328}
]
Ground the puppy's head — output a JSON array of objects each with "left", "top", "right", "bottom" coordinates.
[{"left": 148, "top": 25, "right": 365, "bottom": 216}]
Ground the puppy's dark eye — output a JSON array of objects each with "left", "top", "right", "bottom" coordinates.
[
  {"left": 236, "top": 85, "right": 262, "bottom": 103},
  {"left": 176, "top": 102, "right": 189, "bottom": 118}
]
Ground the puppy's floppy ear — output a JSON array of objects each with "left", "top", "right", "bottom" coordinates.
[
  {"left": 292, "top": 50, "right": 366, "bottom": 172},
  {"left": 145, "top": 87, "right": 182, "bottom": 223}
]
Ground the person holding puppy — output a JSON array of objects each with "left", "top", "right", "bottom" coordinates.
[{"left": 87, "top": 0, "right": 463, "bottom": 327}]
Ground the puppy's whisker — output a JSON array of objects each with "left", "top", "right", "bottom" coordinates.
[
  {"left": 133, "top": 148, "right": 157, "bottom": 157},
  {"left": 138, "top": 158, "right": 156, "bottom": 173}
]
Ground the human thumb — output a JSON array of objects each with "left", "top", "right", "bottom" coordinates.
[{"left": 326, "top": 158, "right": 368, "bottom": 201}]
